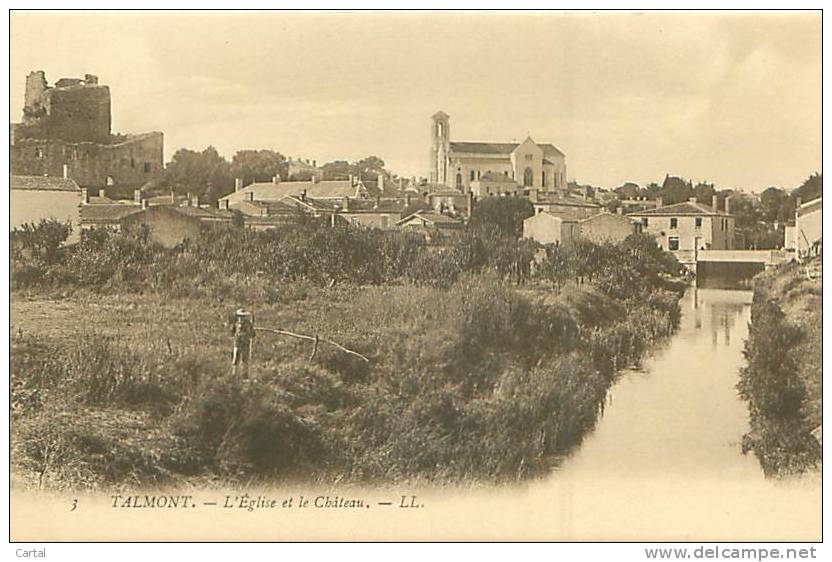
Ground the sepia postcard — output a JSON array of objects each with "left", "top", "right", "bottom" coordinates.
[{"left": 6, "top": 9, "right": 823, "bottom": 547}]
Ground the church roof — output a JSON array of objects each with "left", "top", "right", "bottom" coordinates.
[{"left": 450, "top": 141, "right": 565, "bottom": 158}]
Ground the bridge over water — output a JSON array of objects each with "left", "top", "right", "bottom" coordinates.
[{"left": 677, "top": 249, "right": 792, "bottom": 289}]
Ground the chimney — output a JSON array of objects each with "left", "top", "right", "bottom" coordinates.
[
  {"left": 378, "top": 173, "right": 384, "bottom": 193},
  {"left": 141, "top": 199, "right": 148, "bottom": 210},
  {"left": 342, "top": 196, "right": 350, "bottom": 211},
  {"left": 218, "top": 199, "right": 230, "bottom": 210},
  {"left": 712, "top": 194, "right": 719, "bottom": 210},
  {"left": 134, "top": 188, "right": 142, "bottom": 203},
  {"left": 235, "top": 178, "right": 243, "bottom": 192},
  {"left": 247, "top": 191, "right": 255, "bottom": 202},
  {"left": 656, "top": 197, "right": 663, "bottom": 208},
  {"left": 62, "top": 164, "right": 69, "bottom": 179},
  {"left": 81, "top": 188, "right": 89, "bottom": 205}
]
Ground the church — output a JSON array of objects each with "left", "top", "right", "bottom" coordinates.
[{"left": 429, "top": 111, "right": 567, "bottom": 196}]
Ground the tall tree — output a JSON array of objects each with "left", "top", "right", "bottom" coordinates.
[
  {"left": 159, "top": 146, "right": 233, "bottom": 203},
  {"left": 231, "top": 149, "right": 286, "bottom": 185},
  {"left": 759, "top": 187, "right": 788, "bottom": 223},
  {"left": 469, "top": 197, "right": 534, "bottom": 239}
]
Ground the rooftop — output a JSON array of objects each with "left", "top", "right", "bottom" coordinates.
[
  {"left": 12, "top": 175, "right": 81, "bottom": 192},
  {"left": 626, "top": 201, "right": 731, "bottom": 217},
  {"left": 450, "top": 141, "right": 565, "bottom": 158},
  {"left": 219, "top": 179, "right": 363, "bottom": 202}
]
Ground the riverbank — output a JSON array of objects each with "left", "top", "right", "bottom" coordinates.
[
  {"left": 11, "top": 274, "right": 681, "bottom": 490},
  {"left": 737, "top": 256, "right": 822, "bottom": 476}
]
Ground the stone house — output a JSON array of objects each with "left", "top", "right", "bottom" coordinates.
[
  {"left": 794, "top": 197, "right": 822, "bottom": 258},
  {"left": 522, "top": 212, "right": 579, "bottom": 246},
  {"left": 577, "top": 212, "right": 638, "bottom": 244},
  {"left": 626, "top": 197, "right": 735, "bottom": 261},
  {"left": 11, "top": 175, "right": 83, "bottom": 239}
]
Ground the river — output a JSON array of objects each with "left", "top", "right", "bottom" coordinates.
[
  {"left": 407, "top": 287, "right": 821, "bottom": 540},
  {"left": 11, "top": 288, "right": 822, "bottom": 541}
]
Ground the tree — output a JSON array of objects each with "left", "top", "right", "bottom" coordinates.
[
  {"left": 321, "top": 156, "right": 389, "bottom": 182},
  {"left": 794, "top": 173, "right": 822, "bottom": 203},
  {"left": 469, "top": 197, "right": 534, "bottom": 239},
  {"left": 355, "top": 156, "right": 386, "bottom": 179},
  {"left": 158, "top": 146, "right": 233, "bottom": 203},
  {"left": 660, "top": 175, "right": 693, "bottom": 205},
  {"left": 230, "top": 149, "right": 286, "bottom": 185},
  {"left": 694, "top": 181, "right": 716, "bottom": 206},
  {"left": 614, "top": 182, "right": 641, "bottom": 199},
  {"left": 760, "top": 187, "right": 787, "bottom": 223},
  {"left": 321, "top": 160, "right": 354, "bottom": 181}
]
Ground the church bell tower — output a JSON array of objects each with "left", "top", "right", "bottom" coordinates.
[{"left": 430, "top": 111, "right": 450, "bottom": 185}]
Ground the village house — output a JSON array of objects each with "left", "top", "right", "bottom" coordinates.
[
  {"left": 429, "top": 111, "right": 567, "bottom": 194},
  {"left": 396, "top": 210, "right": 464, "bottom": 243},
  {"left": 523, "top": 210, "right": 638, "bottom": 247},
  {"left": 626, "top": 196, "right": 735, "bottom": 261},
  {"left": 785, "top": 197, "right": 822, "bottom": 258},
  {"left": 218, "top": 175, "right": 382, "bottom": 208},
  {"left": 286, "top": 157, "right": 323, "bottom": 181},
  {"left": 427, "top": 189, "right": 474, "bottom": 217},
  {"left": 523, "top": 212, "right": 579, "bottom": 246},
  {"left": 11, "top": 175, "right": 83, "bottom": 239},
  {"left": 530, "top": 192, "right": 602, "bottom": 220},
  {"left": 80, "top": 193, "right": 232, "bottom": 247}
]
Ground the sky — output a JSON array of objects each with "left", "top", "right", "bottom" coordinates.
[{"left": 10, "top": 11, "right": 821, "bottom": 192}]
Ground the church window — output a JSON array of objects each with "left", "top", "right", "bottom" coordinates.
[{"left": 523, "top": 167, "right": 533, "bottom": 187}]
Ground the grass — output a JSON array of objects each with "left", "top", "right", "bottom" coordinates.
[
  {"left": 12, "top": 274, "right": 681, "bottom": 490},
  {"left": 738, "top": 256, "right": 822, "bottom": 476}
]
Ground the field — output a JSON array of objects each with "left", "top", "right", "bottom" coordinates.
[{"left": 11, "top": 220, "right": 684, "bottom": 490}]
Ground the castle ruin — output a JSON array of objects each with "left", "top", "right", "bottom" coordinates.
[{"left": 11, "top": 71, "right": 164, "bottom": 195}]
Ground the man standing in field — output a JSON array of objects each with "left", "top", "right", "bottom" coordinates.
[{"left": 230, "top": 308, "right": 255, "bottom": 379}]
